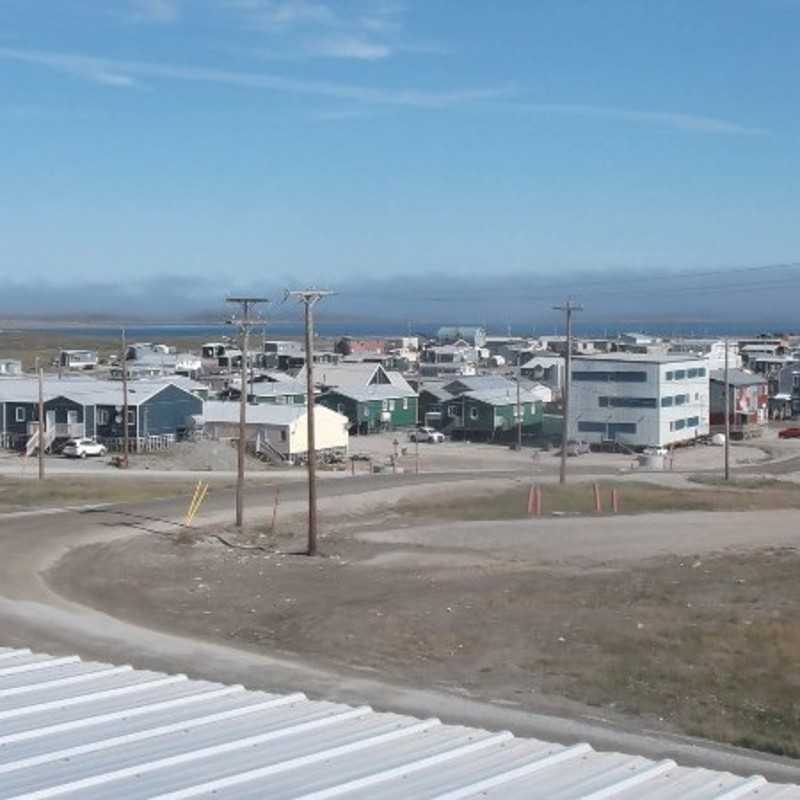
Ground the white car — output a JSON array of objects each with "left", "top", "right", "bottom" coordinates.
[
  {"left": 409, "top": 426, "right": 445, "bottom": 443},
  {"left": 62, "top": 438, "right": 108, "bottom": 459}
]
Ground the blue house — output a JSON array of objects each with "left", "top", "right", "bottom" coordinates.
[{"left": 0, "top": 377, "right": 203, "bottom": 452}]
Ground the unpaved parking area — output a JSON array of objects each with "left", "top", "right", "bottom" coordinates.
[
  {"left": 350, "top": 430, "right": 771, "bottom": 475},
  {"left": 49, "top": 478, "right": 800, "bottom": 758}
]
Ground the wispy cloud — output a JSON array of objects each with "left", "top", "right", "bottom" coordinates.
[
  {"left": 225, "top": 0, "right": 440, "bottom": 62},
  {"left": 227, "top": 0, "right": 335, "bottom": 30},
  {"left": 128, "top": 0, "right": 182, "bottom": 24},
  {"left": 306, "top": 34, "right": 391, "bottom": 61},
  {"left": 514, "top": 103, "right": 765, "bottom": 136},
  {"left": 0, "top": 46, "right": 511, "bottom": 107}
]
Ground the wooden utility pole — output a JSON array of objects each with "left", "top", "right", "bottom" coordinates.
[
  {"left": 289, "top": 289, "right": 334, "bottom": 556},
  {"left": 36, "top": 358, "right": 45, "bottom": 481},
  {"left": 121, "top": 329, "right": 130, "bottom": 469},
  {"left": 553, "top": 300, "right": 583, "bottom": 484},
  {"left": 226, "top": 297, "right": 270, "bottom": 528},
  {"left": 724, "top": 337, "right": 731, "bottom": 481},
  {"left": 516, "top": 351, "right": 523, "bottom": 449}
]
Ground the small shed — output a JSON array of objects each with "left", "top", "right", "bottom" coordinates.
[{"left": 197, "top": 401, "right": 348, "bottom": 463}]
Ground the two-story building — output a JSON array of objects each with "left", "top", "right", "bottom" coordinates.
[{"left": 568, "top": 354, "right": 710, "bottom": 449}]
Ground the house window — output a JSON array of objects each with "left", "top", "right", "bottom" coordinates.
[
  {"left": 280, "top": 430, "right": 287, "bottom": 442},
  {"left": 698, "top": 368, "right": 706, "bottom": 377},
  {"left": 97, "top": 409, "right": 110, "bottom": 425},
  {"left": 363, "top": 407, "right": 370, "bottom": 417},
  {"left": 402, "top": 398, "right": 408, "bottom": 411},
  {"left": 287, "top": 396, "right": 294, "bottom": 405},
  {"left": 388, "top": 399, "right": 396, "bottom": 411},
  {"left": 15, "top": 407, "right": 25, "bottom": 423},
  {"left": 381, "top": 400, "right": 388, "bottom": 411},
  {"left": 470, "top": 407, "right": 479, "bottom": 420},
  {"left": 127, "top": 410, "right": 136, "bottom": 424},
  {"left": 448, "top": 405, "right": 459, "bottom": 418}
]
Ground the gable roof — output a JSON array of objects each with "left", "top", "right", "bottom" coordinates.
[
  {"left": 443, "top": 376, "right": 517, "bottom": 395},
  {"left": 461, "top": 385, "right": 551, "bottom": 407},
  {"left": 710, "top": 369, "right": 767, "bottom": 387},
  {"left": 0, "top": 376, "right": 201, "bottom": 407}
]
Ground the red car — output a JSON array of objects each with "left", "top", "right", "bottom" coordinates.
[{"left": 778, "top": 427, "right": 800, "bottom": 439}]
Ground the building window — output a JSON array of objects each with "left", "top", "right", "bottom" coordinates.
[
  {"left": 608, "top": 422, "right": 637, "bottom": 435},
  {"left": 577, "top": 421, "right": 607, "bottom": 433},
  {"left": 470, "top": 407, "right": 479, "bottom": 420},
  {"left": 687, "top": 368, "right": 698, "bottom": 378},
  {"left": 280, "top": 430, "right": 287, "bottom": 442},
  {"left": 573, "top": 371, "right": 647, "bottom": 383},
  {"left": 97, "top": 409, "right": 110, "bottom": 425},
  {"left": 671, "top": 419, "right": 686, "bottom": 431},
  {"left": 698, "top": 368, "right": 706, "bottom": 377},
  {"left": 287, "top": 396, "right": 294, "bottom": 405},
  {"left": 15, "top": 407, "right": 25, "bottom": 423},
  {"left": 599, "top": 396, "right": 656, "bottom": 409},
  {"left": 665, "top": 371, "right": 674, "bottom": 380},
  {"left": 448, "top": 405, "right": 459, "bottom": 418},
  {"left": 687, "top": 417, "right": 700, "bottom": 427},
  {"left": 127, "top": 410, "right": 136, "bottom": 424},
  {"left": 675, "top": 394, "right": 687, "bottom": 406},
  {"left": 674, "top": 370, "right": 686, "bottom": 380},
  {"left": 661, "top": 396, "right": 673, "bottom": 407}
]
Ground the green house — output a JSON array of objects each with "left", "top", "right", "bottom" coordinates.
[
  {"left": 317, "top": 386, "right": 418, "bottom": 434},
  {"left": 443, "top": 388, "right": 545, "bottom": 440}
]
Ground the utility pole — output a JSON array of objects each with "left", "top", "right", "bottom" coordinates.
[
  {"left": 724, "top": 337, "right": 730, "bottom": 481},
  {"left": 226, "top": 296, "right": 270, "bottom": 528},
  {"left": 36, "top": 357, "right": 45, "bottom": 481},
  {"left": 553, "top": 300, "right": 583, "bottom": 484},
  {"left": 516, "top": 351, "right": 522, "bottom": 449},
  {"left": 289, "top": 289, "right": 334, "bottom": 556},
  {"left": 121, "top": 329, "right": 130, "bottom": 469}
]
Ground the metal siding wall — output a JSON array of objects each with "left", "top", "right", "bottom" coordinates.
[{"left": 141, "top": 385, "right": 203, "bottom": 435}]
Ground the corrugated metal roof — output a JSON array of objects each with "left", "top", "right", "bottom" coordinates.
[{"left": 0, "top": 647, "right": 796, "bottom": 799}]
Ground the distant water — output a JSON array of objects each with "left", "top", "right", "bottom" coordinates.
[{"left": 4, "top": 320, "right": 790, "bottom": 339}]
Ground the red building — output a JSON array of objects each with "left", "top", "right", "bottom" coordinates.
[{"left": 334, "top": 337, "right": 385, "bottom": 356}]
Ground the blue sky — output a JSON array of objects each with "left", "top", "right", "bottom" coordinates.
[{"left": 1, "top": 1, "right": 799, "bottom": 321}]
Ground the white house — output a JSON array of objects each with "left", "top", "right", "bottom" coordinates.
[
  {"left": 568, "top": 354, "right": 710, "bottom": 449},
  {"left": 668, "top": 338, "right": 740, "bottom": 371},
  {"left": 0, "top": 359, "right": 22, "bottom": 376},
  {"left": 59, "top": 350, "right": 98, "bottom": 370},
  {"left": 197, "top": 401, "right": 348, "bottom": 463}
]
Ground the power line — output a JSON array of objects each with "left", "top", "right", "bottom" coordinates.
[{"left": 553, "top": 300, "right": 583, "bottom": 485}]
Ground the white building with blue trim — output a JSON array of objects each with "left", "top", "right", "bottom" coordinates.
[{"left": 568, "top": 353, "right": 710, "bottom": 449}]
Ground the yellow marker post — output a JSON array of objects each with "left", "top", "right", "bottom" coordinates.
[{"left": 185, "top": 481, "right": 209, "bottom": 526}]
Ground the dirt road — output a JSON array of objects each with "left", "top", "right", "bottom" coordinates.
[{"left": 1, "top": 472, "right": 799, "bottom": 782}]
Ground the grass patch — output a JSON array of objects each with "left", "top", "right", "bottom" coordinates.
[
  {"left": 395, "top": 480, "right": 800, "bottom": 520},
  {"left": 0, "top": 476, "right": 223, "bottom": 511}
]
